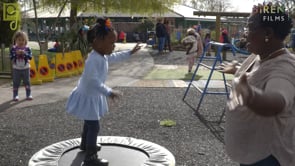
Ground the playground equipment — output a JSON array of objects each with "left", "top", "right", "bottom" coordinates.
[
  {"left": 29, "top": 136, "right": 175, "bottom": 166},
  {"left": 231, "top": 39, "right": 251, "bottom": 55},
  {"left": 183, "top": 41, "right": 236, "bottom": 122}
]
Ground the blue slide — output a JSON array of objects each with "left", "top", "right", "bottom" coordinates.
[{"left": 232, "top": 39, "right": 251, "bottom": 55}]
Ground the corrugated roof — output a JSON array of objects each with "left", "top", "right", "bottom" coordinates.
[
  {"left": 172, "top": 4, "right": 228, "bottom": 21},
  {"left": 24, "top": 6, "right": 72, "bottom": 18},
  {"left": 78, "top": 11, "right": 182, "bottom": 18},
  {"left": 23, "top": 4, "right": 229, "bottom": 21},
  {"left": 24, "top": 6, "right": 183, "bottom": 18}
]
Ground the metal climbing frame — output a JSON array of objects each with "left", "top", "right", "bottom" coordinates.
[{"left": 183, "top": 41, "right": 236, "bottom": 121}]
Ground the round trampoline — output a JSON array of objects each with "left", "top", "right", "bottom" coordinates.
[{"left": 28, "top": 136, "right": 175, "bottom": 166}]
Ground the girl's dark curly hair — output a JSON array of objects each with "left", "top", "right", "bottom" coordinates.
[
  {"left": 87, "top": 17, "right": 115, "bottom": 44},
  {"left": 251, "top": 2, "right": 293, "bottom": 40}
]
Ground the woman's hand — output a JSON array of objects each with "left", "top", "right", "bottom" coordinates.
[
  {"left": 216, "top": 60, "right": 239, "bottom": 75},
  {"left": 131, "top": 43, "right": 142, "bottom": 55}
]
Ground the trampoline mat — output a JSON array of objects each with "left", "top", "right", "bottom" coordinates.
[
  {"left": 29, "top": 136, "right": 175, "bottom": 166},
  {"left": 59, "top": 144, "right": 149, "bottom": 166}
]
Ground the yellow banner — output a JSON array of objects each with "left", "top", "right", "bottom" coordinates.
[
  {"left": 3, "top": 3, "right": 20, "bottom": 30},
  {"left": 3, "top": 3, "right": 20, "bottom": 21}
]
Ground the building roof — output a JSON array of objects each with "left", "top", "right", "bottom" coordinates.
[
  {"left": 23, "top": 5, "right": 183, "bottom": 19},
  {"left": 24, "top": 4, "right": 246, "bottom": 22},
  {"left": 171, "top": 4, "right": 218, "bottom": 21}
]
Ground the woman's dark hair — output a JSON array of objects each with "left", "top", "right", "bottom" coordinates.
[
  {"left": 251, "top": 2, "right": 293, "bottom": 40},
  {"left": 87, "top": 17, "right": 114, "bottom": 44}
]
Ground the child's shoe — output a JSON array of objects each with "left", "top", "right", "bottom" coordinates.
[
  {"left": 80, "top": 144, "right": 101, "bottom": 152},
  {"left": 83, "top": 154, "right": 108, "bottom": 166},
  {"left": 13, "top": 96, "right": 19, "bottom": 101},
  {"left": 26, "top": 95, "right": 33, "bottom": 100}
]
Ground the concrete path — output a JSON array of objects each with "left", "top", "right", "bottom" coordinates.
[
  {"left": 0, "top": 42, "right": 241, "bottom": 110},
  {"left": 0, "top": 43, "right": 154, "bottom": 109}
]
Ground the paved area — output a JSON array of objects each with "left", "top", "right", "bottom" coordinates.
[
  {"left": 0, "top": 42, "right": 245, "bottom": 109},
  {"left": 0, "top": 42, "right": 243, "bottom": 166},
  {"left": 0, "top": 43, "right": 153, "bottom": 109}
]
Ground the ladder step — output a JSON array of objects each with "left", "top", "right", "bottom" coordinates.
[
  {"left": 204, "top": 91, "right": 229, "bottom": 95},
  {"left": 199, "top": 63, "right": 213, "bottom": 70},
  {"left": 191, "top": 82, "right": 203, "bottom": 93},
  {"left": 191, "top": 81, "right": 229, "bottom": 95},
  {"left": 226, "top": 82, "right": 232, "bottom": 88}
]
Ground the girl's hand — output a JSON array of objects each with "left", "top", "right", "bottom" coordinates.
[
  {"left": 109, "top": 90, "right": 123, "bottom": 100},
  {"left": 131, "top": 43, "right": 142, "bottom": 55},
  {"left": 16, "top": 50, "right": 25, "bottom": 54}
]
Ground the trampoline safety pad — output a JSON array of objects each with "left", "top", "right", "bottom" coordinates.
[{"left": 28, "top": 136, "right": 176, "bottom": 166}]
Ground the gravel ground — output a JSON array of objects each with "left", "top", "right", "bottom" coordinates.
[
  {"left": 0, "top": 87, "right": 238, "bottom": 166},
  {"left": 0, "top": 45, "right": 242, "bottom": 166}
]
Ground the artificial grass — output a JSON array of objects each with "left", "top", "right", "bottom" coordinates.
[{"left": 144, "top": 66, "right": 234, "bottom": 81}]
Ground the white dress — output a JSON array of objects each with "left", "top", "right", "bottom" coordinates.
[{"left": 66, "top": 50, "right": 131, "bottom": 120}]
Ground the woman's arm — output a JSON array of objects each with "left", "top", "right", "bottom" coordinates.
[
  {"left": 235, "top": 75, "right": 294, "bottom": 116},
  {"left": 247, "top": 78, "right": 294, "bottom": 116}
]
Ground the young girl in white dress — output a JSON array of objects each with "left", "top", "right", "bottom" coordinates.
[{"left": 66, "top": 17, "right": 141, "bottom": 166}]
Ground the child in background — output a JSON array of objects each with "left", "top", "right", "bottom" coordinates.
[
  {"left": 164, "top": 20, "right": 172, "bottom": 52},
  {"left": 66, "top": 17, "right": 141, "bottom": 166},
  {"left": 48, "top": 39, "right": 60, "bottom": 52},
  {"left": 10, "top": 31, "right": 33, "bottom": 101},
  {"left": 181, "top": 28, "right": 203, "bottom": 73},
  {"left": 203, "top": 32, "right": 211, "bottom": 56},
  {"left": 118, "top": 30, "right": 125, "bottom": 43}
]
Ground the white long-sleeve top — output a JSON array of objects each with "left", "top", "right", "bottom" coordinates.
[{"left": 66, "top": 49, "right": 131, "bottom": 120}]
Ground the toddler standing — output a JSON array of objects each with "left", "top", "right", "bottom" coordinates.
[
  {"left": 10, "top": 31, "right": 33, "bottom": 101},
  {"left": 66, "top": 17, "right": 141, "bottom": 166},
  {"left": 181, "top": 28, "right": 203, "bottom": 72}
]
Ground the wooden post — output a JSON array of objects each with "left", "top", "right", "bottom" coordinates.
[
  {"left": 216, "top": 15, "right": 221, "bottom": 42},
  {"left": 1, "top": 44, "right": 4, "bottom": 71}
]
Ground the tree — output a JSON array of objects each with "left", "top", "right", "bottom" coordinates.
[
  {"left": 189, "top": 0, "right": 231, "bottom": 12},
  {"left": 40, "top": 0, "right": 181, "bottom": 27},
  {"left": 272, "top": 0, "right": 295, "bottom": 18},
  {"left": 37, "top": 0, "right": 181, "bottom": 56}
]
